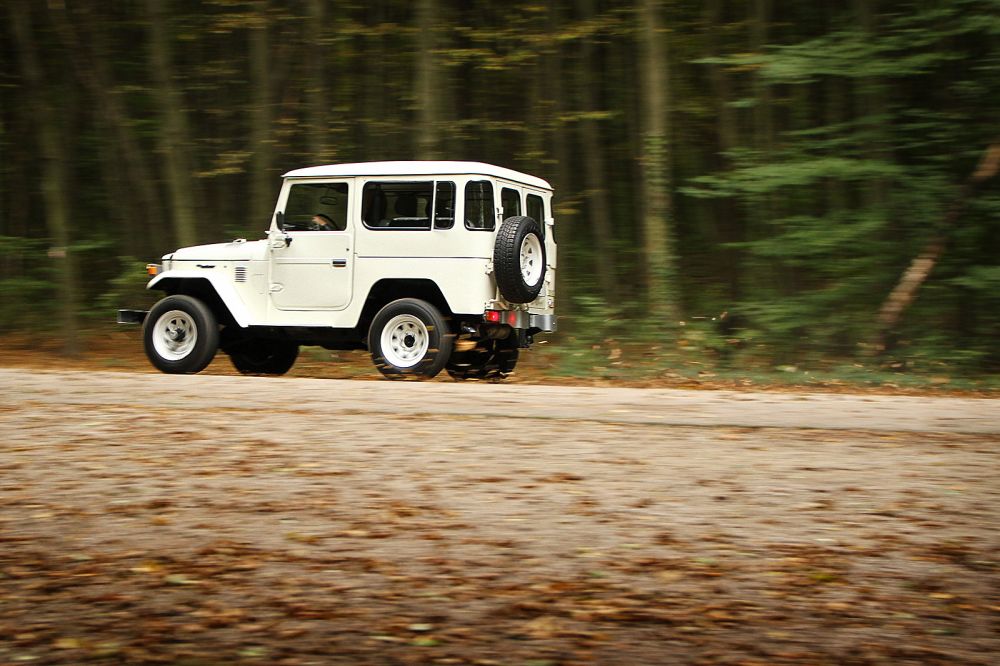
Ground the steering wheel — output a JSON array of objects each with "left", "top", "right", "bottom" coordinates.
[{"left": 311, "top": 213, "right": 335, "bottom": 231}]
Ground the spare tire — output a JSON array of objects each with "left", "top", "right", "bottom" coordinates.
[{"left": 494, "top": 215, "right": 546, "bottom": 303}]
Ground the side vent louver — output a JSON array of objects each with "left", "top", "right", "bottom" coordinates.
[{"left": 234, "top": 266, "right": 248, "bottom": 283}]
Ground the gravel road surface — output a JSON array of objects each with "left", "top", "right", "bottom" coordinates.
[{"left": 1, "top": 369, "right": 998, "bottom": 665}]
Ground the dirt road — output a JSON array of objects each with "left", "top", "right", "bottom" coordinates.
[{"left": 1, "top": 369, "right": 998, "bottom": 665}]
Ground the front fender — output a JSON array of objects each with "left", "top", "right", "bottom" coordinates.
[{"left": 147, "top": 271, "right": 251, "bottom": 327}]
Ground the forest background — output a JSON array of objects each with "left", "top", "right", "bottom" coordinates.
[{"left": 1, "top": 0, "right": 997, "bottom": 384}]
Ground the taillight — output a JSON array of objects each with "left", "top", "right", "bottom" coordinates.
[{"left": 484, "top": 310, "right": 501, "bottom": 323}]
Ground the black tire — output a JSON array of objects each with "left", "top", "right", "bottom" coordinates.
[
  {"left": 368, "top": 298, "right": 453, "bottom": 379},
  {"left": 143, "top": 295, "right": 219, "bottom": 374},
  {"left": 494, "top": 215, "right": 546, "bottom": 304},
  {"left": 228, "top": 339, "right": 299, "bottom": 375},
  {"left": 446, "top": 338, "right": 519, "bottom": 380}
]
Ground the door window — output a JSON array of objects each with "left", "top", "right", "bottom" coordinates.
[{"left": 284, "top": 183, "right": 349, "bottom": 231}]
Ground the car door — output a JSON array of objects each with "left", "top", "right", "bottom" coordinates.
[{"left": 269, "top": 180, "right": 354, "bottom": 310}]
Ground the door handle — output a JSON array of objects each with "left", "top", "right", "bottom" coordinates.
[{"left": 332, "top": 259, "right": 348, "bottom": 268}]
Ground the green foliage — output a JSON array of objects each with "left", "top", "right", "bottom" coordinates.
[
  {"left": 682, "top": 0, "right": 1000, "bottom": 372},
  {"left": 91, "top": 257, "right": 159, "bottom": 322},
  {"left": 0, "top": 236, "right": 56, "bottom": 331}
]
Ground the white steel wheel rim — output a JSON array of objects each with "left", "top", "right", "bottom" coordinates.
[
  {"left": 520, "top": 233, "right": 543, "bottom": 287},
  {"left": 152, "top": 310, "right": 198, "bottom": 361},
  {"left": 381, "top": 314, "right": 429, "bottom": 368}
]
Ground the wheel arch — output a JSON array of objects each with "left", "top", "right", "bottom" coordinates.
[
  {"left": 357, "top": 278, "right": 453, "bottom": 335},
  {"left": 148, "top": 274, "right": 246, "bottom": 328}
]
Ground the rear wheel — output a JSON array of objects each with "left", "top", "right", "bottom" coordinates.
[
  {"left": 228, "top": 339, "right": 299, "bottom": 375},
  {"left": 143, "top": 295, "right": 219, "bottom": 374},
  {"left": 368, "top": 298, "right": 453, "bottom": 379}
]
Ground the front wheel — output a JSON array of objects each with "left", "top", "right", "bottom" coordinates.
[
  {"left": 143, "top": 295, "right": 219, "bottom": 374},
  {"left": 368, "top": 298, "right": 453, "bottom": 379}
]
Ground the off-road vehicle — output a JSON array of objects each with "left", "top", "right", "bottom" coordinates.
[{"left": 119, "top": 161, "right": 557, "bottom": 379}]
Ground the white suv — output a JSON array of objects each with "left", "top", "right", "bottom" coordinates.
[{"left": 119, "top": 161, "right": 557, "bottom": 380}]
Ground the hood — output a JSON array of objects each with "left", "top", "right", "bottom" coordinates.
[{"left": 166, "top": 239, "right": 267, "bottom": 262}]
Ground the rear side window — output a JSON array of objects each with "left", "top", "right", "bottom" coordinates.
[
  {"left": 501, "top": 187, "right": 521, "bottom": 220},
  {"left": 464, "top": 180, "right": 495, "bottom": 231},
  {"left": 363, "top": 181, "right": 432, "bottom": 230},
  {"left": 527, "top": 193, "right": 545, "bottom": 239}
]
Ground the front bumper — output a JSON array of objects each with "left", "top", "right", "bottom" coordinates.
[{"left": 117, "top": 309, "right": 148, "bottom": 324}]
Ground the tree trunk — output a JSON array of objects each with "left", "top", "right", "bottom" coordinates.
[
  {"left": 146, "top": 0, "right": 199, "bottom": 248},
  {"left": 544, "top": 3, "right": 574, "bottom": 329},
  {"left": 748, "top": 0, "right": 775, "bottom": 255},
  {"left": 415, "top": 0, "right": 442, "bottom": 159},
  {"left": 856, "top": 0, "right": 890, "bottom": 212},
  {"left": 306, "top": 0, "right": 330, "bottom": 163},
  {"left": 638, "top": 0, "right": 680, "bottom": 322},
  {"left": 750, "top": 0, "right": 773, "bottom": 158},
  {"left": 705, "top": 0, "right": 742, "bottom": 300},
  {"left": 250, "top": 1, "right": 274, "bottom": 228},
  {"left": 9, "top": 2, "right": 80, "bottom": 355},
  {"left": 576, "top": 0, "right": 618, "bottom": 304},
  {"left": 874, "top": 141, "right": 1000, "bottom": 351},
  {"left": 361, "top": 3, "right": 389, "bottom": 158}
]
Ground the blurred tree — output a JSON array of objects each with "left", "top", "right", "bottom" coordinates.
[
  {"left": 250, "top": 0, "right": 274, "bottom": 228},
  {"left": 146, "top": 0, "right": 199, "bottom": 247},
  {"left": 575, "top": 0, "right": 619, "bottom": 304},
  {"left": 416, "top": 0, "right": 443, "bottom": 159},
  {"left": 638, "top": 0, "right": 680, "bottom": 321},
  {"left": 48, "top": 2, "right": 168, "bottom": 257},
  {"left": 8, "top": 0, "right": 80, "bottom": 354},
  {"left": 305, "top": 0, "right": 331, "bottom": 162}
]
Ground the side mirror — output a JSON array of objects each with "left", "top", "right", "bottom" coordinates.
[{"left": 275, "top": 211, "right": 285, "bottom": 231}]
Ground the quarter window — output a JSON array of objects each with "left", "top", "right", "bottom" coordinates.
[
  {"left": 501, "top": 187, "right": 521, "bottom": 220},
  {"left": 283, "top": 182, "right": 349, "bottom": 231},
  {"left": 434, "top": 181, "right": 456, "bottom": 229},
  {"left": 464, "top": 180, "right": 495, "bottom": 231},
  {"left": 527, "top": 193, "right": 546, "bottom": 239}
]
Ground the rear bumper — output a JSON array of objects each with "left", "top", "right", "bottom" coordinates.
[
  {"left": 117, "top": 309, "right": 148, "bottom": 325},
  {"left": 484, "top": 309, "right": 556, "bottom": 332},
  {"left": 529, "top": 313, "right": 557, "bottom": 332}
]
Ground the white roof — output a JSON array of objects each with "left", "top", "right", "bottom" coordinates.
[{"left": 282, "top": 160, "right": 552, "bottom": 190}]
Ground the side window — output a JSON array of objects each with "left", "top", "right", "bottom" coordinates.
[
  {"left": 527, "top": 193, "right": 545, "bottom": 239},
  {"left": 501, "top": 187, "right": 521, "bottom": 220},
  {"left": 464, "top": 180, "right": 495, "bottom": 231},
  {"left": 283, "top": 182, "right": 349, "bottom": 231},
  {"left": 363, "top": 181, "right": 433, "bottom": 230},
  {"left": 434, "top": 181, "right": 456, "bottom": 229}
]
